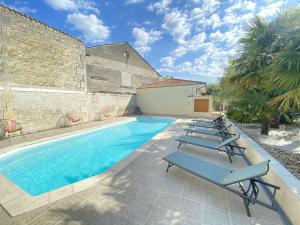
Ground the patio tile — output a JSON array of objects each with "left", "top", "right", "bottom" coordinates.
[
  {"left": 133, "top": 185, "right": 161, "bottom": 205},
  {"left": 0, "top": 218, "right": 24, "bottom": 225},
  {"left": 226, "top": 195, "right": 254, "bottom": 216},
  {"left": 88, "top": 211, "right": 138, "bottom": 225},
  {"left": 51, "top": 195, "right": 86, "bottom": 211},
  {"left": 229, "top": 212, "right": 256, "bottom": 225},
  {"left": 14, "top": 205, "right": 50, "bottom": 224},
  {"left": 202, "top": 206, "right": 230, "bottom": 225},
  {"left": 203, "top": 190, "right": 228, "bottom": 210},
  {"left": 181, "top": 175, "right": 204, "bottom": 203},
  {"left": 0, "top": 205, "right": 10, "bottom": 224},
  {"left": 27, "top": 209, "right": 66, "bottom": 225},
  {"left": 144, "top": 206, "right": 202, "bottom": 225},
  {"left": 252, "top": 204, "right": 283, "bottom": 225},
  {"left": 155, "top": 192, "right": 203, "bottom": 222},
  {"left": 119, "top": 199, "right": 154, "bottom": 224}
]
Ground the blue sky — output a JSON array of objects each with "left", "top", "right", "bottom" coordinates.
[{"left": 3, "top": 0, "right": 299, "bottom": 83}]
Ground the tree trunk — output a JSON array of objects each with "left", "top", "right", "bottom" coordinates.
[
  {"left": 270, "top": 114, "right": 280, "bottom": 128},
  {"left": 261, "top": 120, "right": 269, "bottom": 135}
]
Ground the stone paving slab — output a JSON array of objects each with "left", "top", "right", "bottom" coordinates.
[{"left": 0, "top": 118, "right": 285, "bottom": 225}]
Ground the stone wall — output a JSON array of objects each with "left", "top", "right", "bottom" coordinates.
[
  {"left": 0, "top": 88, "right": 136, "bottom": 133},
  {"left": 0, "top": 5, "right": 86, "bottom": 91},
  {"left": 86, "top": 43, "right": 159, "bottom": 93}
]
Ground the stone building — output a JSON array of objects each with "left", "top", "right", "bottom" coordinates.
[
  {"left": 86, "top": 43, "right": 160, "bottom": 93},
  {"left": 0, "top": 4, "right": 160, "bottom": 133}
]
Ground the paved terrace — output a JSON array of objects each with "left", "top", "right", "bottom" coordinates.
[{"left": 0, "top": 118, "right": 284, "bottom": 225}]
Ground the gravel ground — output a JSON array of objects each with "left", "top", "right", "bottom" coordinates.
[{"left": 236, "top": 123, "right": 300, "bottom": 180}]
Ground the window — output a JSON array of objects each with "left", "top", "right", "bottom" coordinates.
[{"left": 121, "top": 72, "right": 132, "bottom": 87}]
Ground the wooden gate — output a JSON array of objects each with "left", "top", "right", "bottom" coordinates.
[{"left": 194, "top": 99, "right": 209, "bottom": 112}]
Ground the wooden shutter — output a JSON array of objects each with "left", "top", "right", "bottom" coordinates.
[{"left": 194, "top": 99, "right": 209, "bottom": 112}]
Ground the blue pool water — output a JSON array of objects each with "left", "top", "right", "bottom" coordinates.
[{"left": 0, "top": 117, "right": 174, "bottom": 196}]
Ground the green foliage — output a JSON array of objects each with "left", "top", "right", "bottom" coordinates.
[
  {"left": 222, "top": 7, "right": 300, "bottom": 131},
  {"left": 161, "top": 75, "right": 173, "bottom": 80}
]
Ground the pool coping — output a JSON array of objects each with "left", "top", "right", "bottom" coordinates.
[{"left": 0, "top": 116, "right": 177, "bottom": 216}]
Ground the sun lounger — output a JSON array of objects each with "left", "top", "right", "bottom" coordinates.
[
  {"left": 185, "top": 124, "right": 233, "bottom": 139},
  {"left": 187, "top": 119, "right": 225, "bottom": 129},
  {"left": 176, "top": 134, "right": 245, "bottom": 162},
  {"left": 191, "top": 115, "right": 224, "bottom": 124},
  {"left": 163, "top": 151, "right": 280, "bottom": 217}
]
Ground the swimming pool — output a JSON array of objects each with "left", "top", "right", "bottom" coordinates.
[{"left": 0, "top": 117, "right": 174, "bottom": 196}]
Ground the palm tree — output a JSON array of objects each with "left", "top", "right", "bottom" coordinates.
[{"left": 228, "top": 7, "right": 300, "bottom": 134}]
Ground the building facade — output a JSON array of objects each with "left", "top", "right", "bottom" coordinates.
[
  {"left": 86, "top": 43, "right": 159, "bottom": 93},
  {"left": 0, "top": 4, "right": 160, "bottom": 133}
]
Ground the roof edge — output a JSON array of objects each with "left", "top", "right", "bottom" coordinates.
[{"left": 137, "top": 83, "right": 206, "bottom": 89}]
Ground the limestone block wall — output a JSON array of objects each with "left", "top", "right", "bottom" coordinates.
[
  {"left": 0, "top": 88, "right": 136, "bottom": 133},
  {"left": 0, "top": 5, "right": 86, "bottom": 91}
]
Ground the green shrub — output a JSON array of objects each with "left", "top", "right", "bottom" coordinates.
[{"left": 226, "top": 108, "right": 261, "bottom": 123}]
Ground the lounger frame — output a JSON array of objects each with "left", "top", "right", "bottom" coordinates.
[{"left": 165, "top": 160, "right": 280, "bottom": 217}]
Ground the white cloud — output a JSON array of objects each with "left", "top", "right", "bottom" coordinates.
[
  {"left": 44, "top": 0, "right": 99, "bottom": 14},
  {"left": 190, "top": 4, "right": 221, "bottom": 30},
  {"left": 258, "top": 1, "right": 283, "bottom": 18},
  {"left": 209, "top": 30, "right": 224, "bottom": 42},
  {"left": 210, "top": 13, "right": 222, "bottom": 29},
  {"left": 67, "top": 13, "right": 110, "bottom": 43},
  {"left": 160, "top": 56, "right": 175, "bottom": 68},
  {"left": 44, "top": 0, "right": 76, "bottom": 10},
  {"left": 162, "top": 10, "right": 191, "bottom": 44},
  {"left": 172, "top": 32, "right": 206, "bottom": 57},
  {"left": 147, "top": 0, "right": 172, "bottom": 14},
  {"left": 132, "top": 27, "right": 162, "bottom": 54},
  {"left": 177, "top": 61, "right": 192, "bottom": 72},
  {"left": 125, "top": 0, "right": 144, "bottom": 4},
  {"left": 225, "top": 0, "right": 256, "bottom": 13}
]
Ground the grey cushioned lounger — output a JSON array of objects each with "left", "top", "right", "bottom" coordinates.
[
  {"left": 163, "top": 151, "right": 280, "bottom": 217},
  {"left": 187, "top": 119, "right": 224, "bottom": 129},
  {"left": 176, "top": 134, "right": 244, "bottom": 162},
  {"left": 191, "top": 115, "right": 224, "bottom": 124},
  {"left": 185, "top": 124, "right": 232, "bottom": 138}
]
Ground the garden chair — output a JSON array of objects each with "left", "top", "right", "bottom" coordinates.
[
  {"left": 66, "top": 113, "right": 80, "bottom": 126},
  {"left": 0, "top": 119, "right": 24, "bottom": 141},
  {"left": 163, "top": 151, "right": 280, "bottom": 217}
]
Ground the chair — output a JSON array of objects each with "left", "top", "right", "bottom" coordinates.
[
  {"left": 176, "top": 134, "right": 245, "bottom": 162},
  {"left": 163, "top": 151, "right": 280, "bottom": 217},
  {"left": 0, "top": 119, "right": 24, "bottom": 141},
  {"left": 66, "top": 113, "right": 80, "bottom": 126}
]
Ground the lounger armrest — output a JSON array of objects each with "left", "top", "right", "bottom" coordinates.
[
  {"left": 215, "top": 134, "right": 240, "bottom": 149},
  {"left": 221, "top": 160, "right": 270, "bottom": 185},
  {"left": 212, "top": 115, "right": 224, "bottom": 123}
]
